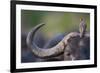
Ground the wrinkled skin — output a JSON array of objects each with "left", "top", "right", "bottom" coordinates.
[{"left": 64, "top": 36, "right": 90, "bottom": 60}]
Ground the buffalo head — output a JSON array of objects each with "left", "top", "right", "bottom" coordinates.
[{"left": 26, "top": 23, "right": 90, "bottom": 61}]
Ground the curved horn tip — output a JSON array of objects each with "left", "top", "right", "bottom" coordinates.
[{"left": 39, "top": 23, "right": 45, "bottom": 26}]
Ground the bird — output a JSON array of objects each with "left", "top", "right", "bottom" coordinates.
[{"left": 79, "top": 18, "right": 87, "bottom": 38}]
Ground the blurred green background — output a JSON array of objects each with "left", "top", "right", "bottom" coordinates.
[{"left": 21, "top": 10, "right": 90, "bottom": 38}]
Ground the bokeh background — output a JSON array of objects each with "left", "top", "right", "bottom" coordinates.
[
  {"left": 21, "top": 10, "right": 90, "bottom": 63},
  {"left": 21, "top": 10, "right": 90, "bottom": 38}
]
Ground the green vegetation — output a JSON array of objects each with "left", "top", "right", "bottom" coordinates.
[{"left": 21, "top": 10, "right": 90, "bottom": 38}]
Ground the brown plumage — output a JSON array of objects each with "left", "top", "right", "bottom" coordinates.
[{"left": 79, "top": 18, "right": 87, "bottom": 38}]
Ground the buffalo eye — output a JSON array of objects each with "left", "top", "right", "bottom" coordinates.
[
  {"left": 65, "top": 52, "right": 71, "bottom": 56},
  {"left": 67, "top": 52, "right": 71, "bottom": 56}
]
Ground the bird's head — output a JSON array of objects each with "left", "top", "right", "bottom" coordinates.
[{"left": 80, "top": 17, "right": 84, "bottom": 22}]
